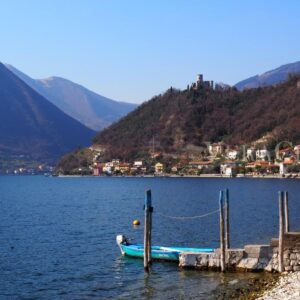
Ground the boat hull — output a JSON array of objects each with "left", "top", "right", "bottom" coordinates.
[{"left": 119, "top": 243, "right": 215, "bottom": 261}]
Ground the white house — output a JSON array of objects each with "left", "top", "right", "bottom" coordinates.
[
  {"left": 133, "top": 161, "right": 143, "bottom": 167},
  {"left": 103, "top": 166, "right": 112, "bottom": 174},
  {"left": 279, "top": 163, "right": 287, "bottom": 175},
  {"left": 220, "top": 163, "right": 236, "bottom": 177},
  {"left": 294, "top": 145, "right": 300, "bottom": 156},
  {"left": 246, "top": 148, "right": 256, "bottom": 161},
  {"left": 208, "top": 142, "right": 226, "bottom": 156},
  {"left": 227, "top": 150, "right": 238, "bottom": 160},
  {"left": 256, "top": 149, "right": 270, "bottom": 161}
]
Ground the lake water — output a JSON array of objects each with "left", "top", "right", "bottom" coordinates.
[{"left": 1, "top": 176, "right": 300, "bottom": 299}]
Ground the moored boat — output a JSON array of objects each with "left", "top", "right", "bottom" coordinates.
[{"left": 116, "top": 235, "right": 215, "bottom": 261}]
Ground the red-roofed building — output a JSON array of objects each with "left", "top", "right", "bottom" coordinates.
[{"left": 276, "top": 147, "right": 295, "bottom": 160}]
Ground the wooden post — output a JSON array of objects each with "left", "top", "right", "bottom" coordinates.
[
  {"left": 278, "top": 191, "right": 285, "bottom": 273},
  {"left": 219, "top": 190, "right": 225, "bottom": 272},
  {"left": 144, "top": 189, "right": 152, "bottom": 271},
  {"left": 284, "top": 191, "right": 289, "bottom": 233},
  {"left": 225, "top": 188, "right": 230, "bottom": 250},
  {"left": 147, "top": 197, "right": 153, "bottom": 264}
]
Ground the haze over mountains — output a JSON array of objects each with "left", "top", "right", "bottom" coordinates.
[
  {"left": 0, "top": 63, "right": 95, "bottom": 162},
  {"left": 235, "top": 61, "right": 300, "bottom": 90},
  {"left": 6, "top": 64, "right": 137, "bottom": 131}
]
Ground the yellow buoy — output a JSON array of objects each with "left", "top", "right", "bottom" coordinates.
[{"left": 133, "top": 219, "right": 140, "bottom": 226}]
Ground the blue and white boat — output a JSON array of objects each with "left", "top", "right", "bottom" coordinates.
[{"left": 116, "top": 235, "right": 215, "bottom": 261}]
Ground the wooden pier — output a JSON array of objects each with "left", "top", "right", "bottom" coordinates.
[
  {"left": 180, "top": 190, "right": 300, "bottom": 273},
  {"left": 136, "top": 189, "right": 300, "bottom": 273}
]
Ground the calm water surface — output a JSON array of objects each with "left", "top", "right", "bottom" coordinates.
[{"left": 1, "top": 176, "right": 300, "bottom": 299}]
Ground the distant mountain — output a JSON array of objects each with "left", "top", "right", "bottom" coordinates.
[
  {"left": 0, "top": 63, "right": 95, "bottom": 162},
  {"left": 6, "top": 64, "right": 137, "bottom": 131},
  {"left": 235, "top": 61, "right": 300, "bottom": 90}
]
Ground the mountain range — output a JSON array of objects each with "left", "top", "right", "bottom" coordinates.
[
  {"left": 235, "top": 61, "right": 300, "bottom": 90},
  {"left": 5, "top": 64, "right": 137, "bottom": 131},
  {"left": 2, "top": 59, "right": 300, "bottom": 171},
  {"left": 0, "top": 63, "right": 95, "bottom": 162}
]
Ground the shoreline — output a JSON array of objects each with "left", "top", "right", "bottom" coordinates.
[
  {"left": 211, "top": 272, "right": 280, "bottom": 300},
  {"left": 256, "top": 272, "right": 300, "bottom": 300},
  {"left": 214, "top": 272, "right": 300, "bottom": 299},
  {"left": 55, "top": 174, "right": 300, "bottom": 179}
]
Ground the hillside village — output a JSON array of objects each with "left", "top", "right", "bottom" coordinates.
[
  {"left": 56, "top": 74, "right": 300, "bottom": 177},
  {"left": 59, "top": 141, "right": 300, "bottom": 178}
]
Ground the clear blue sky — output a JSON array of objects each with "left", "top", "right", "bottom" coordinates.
[{"left": 1, "top": 0, "right": 300, "bottom": 103}]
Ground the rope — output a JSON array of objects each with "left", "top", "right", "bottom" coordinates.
[{"left": 155, "top": 208, "right": 220, "bottom": 220}]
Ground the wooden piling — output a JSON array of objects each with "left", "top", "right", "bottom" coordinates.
[
  {"left": 225, "top": 189, "right": 230, "bottom": 250},
  {"left": 147, "top": 203, "right": 152, "bottom": 264},
  {"left": 284, "top": 191, "right": 289, "bottom": 233},
  {"left": 219, "top": 190, "right": 225, "bottom": 272},
  {"left": 278, "top": 191, "right": 285, "bottom": 273},
  {"left": 144, "top": 189, "right": 152, "bottom": 271}
]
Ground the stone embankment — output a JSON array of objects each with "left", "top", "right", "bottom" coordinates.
[{"left": 179, "top": 232, "right": 300, "bottom": 272}]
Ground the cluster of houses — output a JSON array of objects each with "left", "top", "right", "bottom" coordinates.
[
  {"left": 208, "top": 142, "right": 300, "bottom": 177},
  {"left": 93, "top": 159, "right": 164, "bottom": 176},
  {"left": 5, "top": 165, "right": 54, "bottom": 175},
  {"left": 91, "top": 142, "right": 300, "bottom": 177}
]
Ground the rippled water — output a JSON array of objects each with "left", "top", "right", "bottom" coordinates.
[{"left": 1, "top": 176, "right": 300, "bottom": 299}]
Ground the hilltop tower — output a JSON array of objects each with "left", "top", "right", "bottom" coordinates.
[
  {"left": 193, "top": 74, "right": 214, "bottom": 90},
  {"left": 196, "top": 74, "right": 203, "bottom": 88}
]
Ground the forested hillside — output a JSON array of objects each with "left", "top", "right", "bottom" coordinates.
[{"left": 92, "top": 76, "right": 300, "bottom": 160}]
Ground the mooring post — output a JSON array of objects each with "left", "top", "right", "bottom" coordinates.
[
  {"left": 219, "top": 190, "right": 225, "bottom": 272},
  {"left": 284, "top": 191, "right": 289, "bottom": 233},
  {"left": 278, "top": 191, "right": 285, "bottom": 273},
  {"left": 144, "top": 189, "right": 152, "bottom": 271},
  {"left": 147, "top": 192, "right": 153, "bottom": 265},
  {"left": 225, "top": 188, "right": 230, "bottom": 250}
]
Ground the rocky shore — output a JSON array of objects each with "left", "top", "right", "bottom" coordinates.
[
  {"left": 211, "top": 272, "right": 300, "bottom": 299},
  {"left": 210, "top": 273, "right": 279, "bottom": 299},
  {"left": 220, "top": 272, "right": 300, "bottom": 300},
  {"left": 256, "top": 272, "right": 300, "bottom": 300}
]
